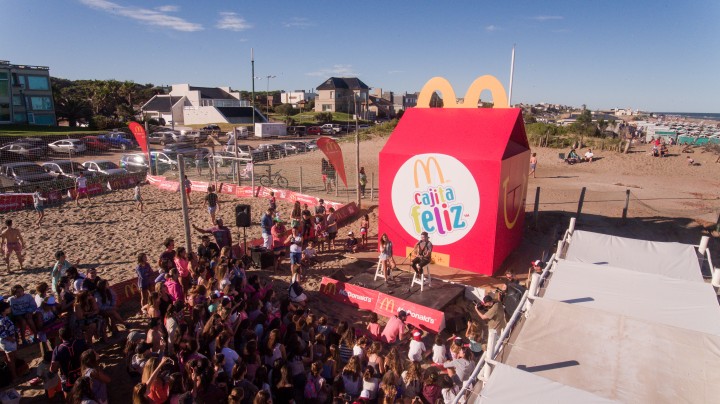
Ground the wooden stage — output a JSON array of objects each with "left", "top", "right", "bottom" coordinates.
[{"left": 345, "top": 263, "right": 466, "bottom": 312}]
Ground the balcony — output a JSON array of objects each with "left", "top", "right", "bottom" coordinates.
[{"left": 199, "top": 99, "right": 250, "bottom": 107}]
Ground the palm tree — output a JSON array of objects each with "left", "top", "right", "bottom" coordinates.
[{"left": 55, "top": 96, "right": 91, "bottom": 127}]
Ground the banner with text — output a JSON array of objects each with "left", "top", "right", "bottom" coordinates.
[
  {"left": 319, "top": 277, "right": 378, "bottom": 312},
  {"left": 374, "top": 292, "right": 446, "bottom": 333}
]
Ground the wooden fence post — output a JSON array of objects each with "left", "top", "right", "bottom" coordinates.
[
  {"left": 533, "top": 186, "right": 540, "bottom": 229},
  {"left": 622, "top": 189, "right": 630, "bottom": 222},
  {"left": 299, "top": 166, "right": 303, "bottom": 194},
  {"left": 576, "top": 187, "right": 587, "bottom": 222}
]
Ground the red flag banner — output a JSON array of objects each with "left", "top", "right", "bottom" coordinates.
[
  {"left": 316, "top": 136, "right": 347, "bottom": 187},
  {"left": 128, "top": 122, "right": 148, "bottom": 154}
]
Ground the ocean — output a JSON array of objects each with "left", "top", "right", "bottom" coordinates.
[{"left": 656, "top": 112, "right": 720, "bottom": 121}]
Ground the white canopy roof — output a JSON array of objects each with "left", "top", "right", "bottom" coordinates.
[
  {"left": 542, "top": 260, "right": 720, "bottom": 335},
  {"left": 500, "top": 298, "right": 720, "bottom": 403},
  {"left": 564, "top": 230, "right": 703, "bottom": 282},
  {"left": 479, "top": 362, "right": 618, "bottom": 404}
]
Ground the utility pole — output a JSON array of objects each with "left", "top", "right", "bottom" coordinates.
[
  {"left": 251, "top": 48, "right": 256, "bottom": 131},
  {"left": 177, "top": 155, "right": 193, "bottom": 252},
  {"left": 355, "top": 95, "right": 361, "bottom": 207}
]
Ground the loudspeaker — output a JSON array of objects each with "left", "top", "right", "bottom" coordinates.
[
  {"left": 503, "top": 282, "right": 527, "bottom": 318},
  {"left": 235, "top": 204, "right": 251, "bottom": 227},
  {"left": 251, "top": 247, "right": 274, "bottom": 269}
]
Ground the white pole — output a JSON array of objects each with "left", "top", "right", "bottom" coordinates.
[
  {"left": 699, "top": 235, "right": 710, "bottom": 255},
  {"left": 529, "top": 272, "right": 541, "bottom": 298},
  {"left": 481, "top": 329, "right": 497, "bottom": 380},
  {"left": 508, "top": 44, "right": 516, "bottom": 107},
  {"left": 568, "top": 217, "right": 576, "bottom": 235},
  {"left": 177, "top": 155, "right": 193, "bottom": 252}
]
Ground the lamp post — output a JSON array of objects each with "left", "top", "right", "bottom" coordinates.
[
  {"left": 354, "top": 94, "right": 360, "bottom": 207},
  {"left": 165, "top": 85, "right": 174, "bottom": 131},
  {"left": 251, "top": 48, "right": 256, "bottom": 130}
]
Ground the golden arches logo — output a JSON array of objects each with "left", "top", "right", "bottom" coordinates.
[
  {"left": 413, "top": 157, "right": 445, "bottom": 188},
  {"left": 321, "top": 138, "right": 341, "bottom": 152},
  {"left": 378, "top": 297, "right": 395, "bottom": 312},
  {"left": 321, "top": 282, "right": 337, "bottom": 295},
  {"left": 502, "top": 176, "right": 527, "bottom": 229},
  {"left": 124, "top": 283, "right": 140, "bottom": 298},
  {"left": 416, "top": 76, "right": 509, "bottom": 109}
]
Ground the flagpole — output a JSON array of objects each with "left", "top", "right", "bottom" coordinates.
[{"left": 508, "top": 44, "right": 516, "bottom": 107}]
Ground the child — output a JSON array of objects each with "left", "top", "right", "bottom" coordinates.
[
  {"left": 345, "top": 231, "right": 359, "bottom": 253},
  {"left": 314, "top": 217, "right": 327, "bottom": 253},
  {"left": 366, "top": 313, "right": 381, "bottom": 341},
  {"left": 289, "top": 236, "right": 303, "bottom": 284},
  {"left": 0, "top": 301, "right": 17, "bottom": 381},
  {"left": 408, "top": 331, "right": 427, "bottom": 362},
  {"left": 466, "top": 321, "right": 483, "bottom": 361},
  {"left": 32, "top": 187, "right": 48, "bottom": 225},
  {"left": 302, "top": 241, "right": 319, "bottom": 268},
  {"left": 37, "top": 350, "right": 62, "bottom": 399},
  {"left": 432, "top": 334, "right": 448, "bottom": 366},
  {"left": 687, "top": 156, "right": 695, "bottom": 166},
  {"left": 360, "top": 214, "right": 369, "bottom": 247},
  {"left": 134, "top": 181, "right": 144, "bottom": 212},
  {"left": 184, "top": 175, "right": 192, "bottom": 205},
  {"left": 268, "top": 191, "right": 276, "bottom": 211}
]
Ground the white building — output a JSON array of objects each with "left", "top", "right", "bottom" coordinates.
[{"left": 280, "top": 90, "right": 316, "bottom": 108}]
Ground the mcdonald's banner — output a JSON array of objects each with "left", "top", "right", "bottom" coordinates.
[
  {"left": 378, "top": 75, "right": 530, "bottom": 276},
  {"left": 128, "top": 122, "right": 149, "bottom": 154},
  {"left": 319, "top": 277, "right": 378, "bottom": 311},
  {"left": 316, "top": 137, "right": 348, "bottom": 187},
  {"left": 374, "top": 292, "right": 445, "bottom": 333}
]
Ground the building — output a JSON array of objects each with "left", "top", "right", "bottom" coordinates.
[
  {"left": 140, "top": 84, "right": 265, "bottom": 125},
  {"left": 0, "top": 60, "right": 56, "bottom": 125},
  {"left": 280, "top": 90, "right": 316, "bottom": 109},
  {"left": 314, "top": 77, "right": 370, "bottom": 118}
]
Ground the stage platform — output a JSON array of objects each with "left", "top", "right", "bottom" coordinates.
[{"left": 347, "top": 269, "right": 466, "bottom": 312}]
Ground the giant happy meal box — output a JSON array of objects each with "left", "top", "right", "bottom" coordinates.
[{"left": 378, "top": 76, "right": 530, "bottom": 275}]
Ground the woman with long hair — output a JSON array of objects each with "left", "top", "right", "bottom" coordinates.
[
  {"left": 263, "top": 329, "right": 286, "bottom": 367},
  {"left": 290, "top": 201, "right": 302, "bottom": 229},
  {"left": 94, "top": 279, "right": 125, "bottom": 335},
  {"left": 366, "top": 341, "right": 386, "bottom": 375},
  {"left": 80, "top": 349, "right": 110, "bottom": 404},
  {"left": 401, "top": 361, "right": 423, "bottom": 400},
  {"left": 74, "top": 290, "right": 101, "bottom": 342},
  {"left": 379, "top": 233, "right": 396, "bottom": 282},
  {"left": 274, "top": 364, "right": 294, "bottom": 403},
  {"left": 341, "top": 356, "right": 362, "bottom": 399},
  {"left": 140, "top": 356, "right": 170, "bottom": 404},
  {"left": 68, "top": 376, "right": 97, "bottom": 404},
  {"left": 361, "top": 366, "right": 380, "bottom": 401},
  {"left": 174, "top": 246, "right": 191, "bottom": 293}
]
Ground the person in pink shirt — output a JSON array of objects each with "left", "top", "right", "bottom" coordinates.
[
  {"left": 164, "top": 269, "right": 184, "bottom": 303},
  {"left": 381, "top": 310, "right": 408, "bottom": 344},
  {"left": 366, "top": 312, "right": 381, "bottom": 341},
  {"left": 173, "top": 247, "right": 191, "bottom": 293}
]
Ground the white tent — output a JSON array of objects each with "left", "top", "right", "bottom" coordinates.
[
  {"left": 564, "top": 230, "right": 703, "bottom": 282},
  {"left": 542, "top": 260, "right": 720, "bottom": 335},
  {"left": 479, "top": 362, "right": 618, "bottom": 404}
]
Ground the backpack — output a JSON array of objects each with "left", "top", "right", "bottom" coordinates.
[{"left": 304, "top": 375, "right": 318, "bottom": 399}]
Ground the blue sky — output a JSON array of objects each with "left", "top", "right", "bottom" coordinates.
[{"left": 3, "top": 0, "right": 719, "bottom": 112}]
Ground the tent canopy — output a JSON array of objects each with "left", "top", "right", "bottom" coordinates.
[{"left": 565, "top": 230, "right": 703, "bottom": 282}]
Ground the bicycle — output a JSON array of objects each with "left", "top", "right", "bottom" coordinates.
[{"left": 258, "top": 169, "right": 288, "bottom": 188}]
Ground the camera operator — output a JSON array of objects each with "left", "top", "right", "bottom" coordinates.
[{"left": 474, "top": 294, "right": 506, "bottom": 333}]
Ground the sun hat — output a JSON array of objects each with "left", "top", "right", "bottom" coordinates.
[{"left": 413, "top": 331, "right": 422, "bottom": 341}]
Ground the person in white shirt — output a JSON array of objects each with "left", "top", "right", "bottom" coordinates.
[
  {"left": 408, "top": 331, "right": 428, "bottom": 362},
  {"left": 75, "top": 172, "right": 90, "bottom": 205},
  {"left": 32, "top": 187, "right": 48, "bottom": 225},
  {"left": 432, "top": 334, "right": 448, "bottom": 365},
  {"left": 133, "top": 181, "right": 144, "bottom": 212},
  {"left": 584, "top": 148, "right": 594, "bottom": 162},
  {"left": 302, "top": 241, "right": 318, "bottom": 267}
]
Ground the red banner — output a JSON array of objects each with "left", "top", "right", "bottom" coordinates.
[
  {"left": 374, "top": 292, "right": 445, "bottom": 333},
  {"left": 319, "top": 277, "right": 378, "bottom": 311},
  {"left": 317, "top": 137, "right": 348, "bottom": 187},
  {"left": 128, "top": 122, "right": 149, "bottom": 154}
]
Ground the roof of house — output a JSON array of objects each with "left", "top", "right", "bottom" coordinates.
[
  {"left": 316, "top": 77, "right": 370, "bottom": 91},
  {"left": 369, "top": 95, "right": 393, "bottom": 107},
  {"left": 188, "top": 86, "right": 236, "bottom": 100},
  {"left": 142, "top": 96, "right": 183, "bottom": 112}
]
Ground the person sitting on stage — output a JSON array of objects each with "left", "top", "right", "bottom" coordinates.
[
  {"left": 378, "top": 234, "right": 396, "bottom": 282},
  {"left": 344, "top": 231, "right": 359, "bottom": 253},
  {"left": 410, "top": 232, "right": 433, "bottom": 276}
]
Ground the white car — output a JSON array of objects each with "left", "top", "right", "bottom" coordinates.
[
  {"left": 48, "top": 139, "right": 87, "bottom": 154},
  {"left": 82, "top": 160, "right": 128, "bottom": 175}
]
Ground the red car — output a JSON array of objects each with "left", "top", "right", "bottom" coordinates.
[
  {"left": 307, "top": 126, "right": 322, "bottom": 135},
  {"left": 81, "top": 136, "right": 112, "bottom": 151}
]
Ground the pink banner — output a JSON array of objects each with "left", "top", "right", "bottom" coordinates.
[
  {"left": 319, "top": 277, "right": 379, "bottom": 311},
  {"left": 317, "top": 137, "right": 348, "bottom": 187},
  {"left": 374, "top": 292, "right": 445, "bottom": 333},
  {"left": 128, "top": 122, "right": 149, "bottom": 154}
]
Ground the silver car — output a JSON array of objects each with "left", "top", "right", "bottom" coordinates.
[
  {"left": 82, "top": 160, "right": 128, "bottom": 175},
  {"left": 48, "top": 139, "right": 87, "bottom": 154}
]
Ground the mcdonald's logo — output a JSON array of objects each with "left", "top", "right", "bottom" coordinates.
[
  {"left": 323, "top": 139, "right": 340, "bottom": 152},
  {"left": 502, "top": 175, "right": 527, "bottom": 229},
  {"left": 321, "top": 282, "right": 337, "bottom": 295},
  {"left": 416, "top": 76, "right": 509, "bottom": 109},
  {"left": 124, "top": 283, "right": 140, "bottom": 298},
  {"left": 378, "top": 297, "right": 395, "bottom": 313},
  {"left": 413, "top": 157, "right": 446, "bottom": 188}
]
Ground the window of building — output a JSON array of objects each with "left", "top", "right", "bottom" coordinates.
[
  {"left": 330, "top": 91, "right": 334, "bottom": 99},
  {"left": 0, "top": 73, "right": 8, "bottom": 97},
  {"left": 12, "top": 96, "right": 22, "bottom": 106},
  {"left": 33, "top": 114, "right": 55, "bottom": 125},
  {"left": 322, "top": 104, "right": 333, "bottom": 111},
  {"left": 0, "top": 103, "right": 10, "bottom": 122},
  {"left": 13, "top": 113, "right": 26, "bottom": 123},
  {"left": 30, "top": 96, "right": 52, "bottom": 111},
  {"left": 11, "top": 74, "right": 25, "bottom": 88},
  {"left": 27, "top": 76, "right": 49, "bottom": 90}
]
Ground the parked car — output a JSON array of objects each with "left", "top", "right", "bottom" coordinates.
[
  {"left": 202, "top": 124, "right": 222, "bottom": 132},
  {"left": 0, "top": 162, "right": 55, "bottom": 187},
  {"left": 42, "top": 160, "right": 97, "bottom": 179},
  {"left": 162, "top": 143, "right": 196, "bottom": 155},
  {"left": 119, "top": 154, "right": 150, "bottom": 173},
  {"left": 1, "top": 138, "right": 49, "bottom": 156},
  {"left": 182, "top": 130, "right": 207, "bottom": 143},
  {"left": 150, "top": 151, "right": 181, "bottom": 170},
  {"left": 358, "top": 124, "right": 371, "bottom": 129},
  {"left": 305, "top": 139, "right": 318, "bottom": 151},
  {"left": 256, "top": 144, "right": 284, "bottom": 159},
  {"left": 279, "top": 142, "right": 307, "bottom": 153},
  {"left": 321, "top": 127, "right": 335, "bottom": 135},
  {"left": 81, "top": 136, "right": 112, "bottom": 152},
  {"left": 147, "top": 132, "right": 175, "bottom": 145},
  {"left": 287, "top": 126, "right": 307, "bottom": 137},
  {"left": 321, "top": 123, "right": 342, "bottom": 134},
  {"left": 98, "top": 132, "right": 137, "bottom": 150},
  {"left": 48, "top": 139, "right": 87, "bottom": 154},
  {"left": 208, "top": 151, "right": 239, "bottom": 167},
  {"left": 307, "top": 126, "right": 322, "bottom": 135},
  {"left": 0, "top": 143, "right": 47, "bottom": 159},
  {"left": 82, "top": 160, "right": 128, "bottom": 175}
]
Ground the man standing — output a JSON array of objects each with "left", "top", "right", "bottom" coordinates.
[
  {"left": 193, "top": 218, "right": 233, "bottom": 253},
  {"left": 314, "top": 199, "right": 326, "bottom": 219},
  {"left": 51, "top": 327, "right": 88, "bottom": 397},
  {"left": 260, "top": 208, "right": 274, "bottom": 250},
  {"left": 75, "top": 172, "right": 90, "bottom": 205},
  {"left": 528, "top": 153, "right": 538, "bottom": 178},
  {"left": 51, "top": 250, "right": 72, "bottom": 292},
  {"left": 410, "top": 231, "right": 433, "bottom": 276},
  {"left": 33, "top": 187, "right": 48, "bottom": 225},
  {"left": 381, "top": 310, "right": 408, "bottom": 344},
  {"left": 475, "top": 295, "right": 506, "bottom": 333},
  {"left": 197, "top": 235, "right": 220, "bottom": 261},
  {"left": 0, "top": 219, "right": 25, "bottom": 272},
  {"left": 204, "top": 185, "right": 220, "bottom": 225}
]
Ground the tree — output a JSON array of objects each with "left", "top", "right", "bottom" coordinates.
[
  {"left": 275, "top": 103, "right": 295, "bottom": 117},
  {"left": 396, "top": 109, "right": 405, "bottom": 120},
  {"left": 55, "top": 96, "right": 91, "bottom": 127},
  {"left": 315, "top": 112, "right": 333, "bottom": 123}
]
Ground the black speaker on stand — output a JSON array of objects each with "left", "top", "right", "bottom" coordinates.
[{"left": 236, "top": 204, "right": 251, "bottom": 259}]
